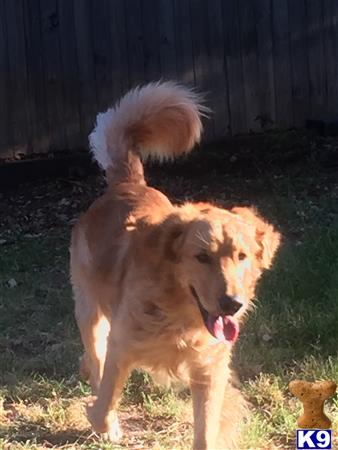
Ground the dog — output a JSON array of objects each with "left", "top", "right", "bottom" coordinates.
[{"left": 70, "top": 82, "right": 281, "bottom": 449}]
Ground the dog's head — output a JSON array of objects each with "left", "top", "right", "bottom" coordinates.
[{"left": 157, "top": 205, "right": 281, "bottom": 344}]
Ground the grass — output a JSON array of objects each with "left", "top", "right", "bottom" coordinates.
[
  {"left": 1, "top": 131, "right": 338, "bottom": 449},
  {"left": 236, "top": 224, "right": 338, "bottom": 448}
]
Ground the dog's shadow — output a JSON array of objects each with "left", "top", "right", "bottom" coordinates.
[{"left": 4, "top": 423, "right": 92, "bottom": 446}]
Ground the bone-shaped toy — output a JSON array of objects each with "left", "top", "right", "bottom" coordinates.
[{"left": 289, "top": 380, "right": 337, "bottom": 429}]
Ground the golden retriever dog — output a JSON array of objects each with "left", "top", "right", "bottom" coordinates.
[{"left": 70, "top": 82, "right": 281, "bottom": 449}]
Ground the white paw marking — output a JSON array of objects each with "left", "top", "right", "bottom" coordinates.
[{"left": 102, "top": 417, "right": 122, "bottom": 443}]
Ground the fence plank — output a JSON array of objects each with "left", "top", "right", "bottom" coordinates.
[
  {"left": 306, "top": 0, "right": 327, "bottom": 118},
  {"left": 190, "top": 0, "right": 214, "bottom": 138},
  {"left": 73, "top": 0, "right": 98, "bottom": 147},
  {"left": 323, "top": 0, "right": 338, "bottom": 116},
  {"left": 110, "top": 0, "right": 129, "bottom": 98},
  {"left": 223, "top": 0, "right": 247, "bottom": 134},
  {"left": 23, "top": 0, "right": 50, "bottom": 154},
  {"left": 0, "top": 0, "right": 10, "bottom": 157},
  {"left": 205, "top": 0, "right": 230, "bottom": 137},
  {"left": 272, "top": 0, "right": 293, "bottom": 127},
  {"left": 4, "top": 0, "right": 29, "bottom": 156},
  {"left": 58, "top": 0, "right": 81, "bottom": 149},
  {"left": 254, "top": 0, "right": 276, "bottom": 129},
  {"left": 173, "top": 0, "right": 195, "bottom": 85},
  {"left": 141, "top": 0, "right": 161, "bottom": 82},
  {"left": 238, "top": 0, "right": 260, "bottom": 132},
  {"left": 288, "top": 0, "right": 310, "bottom": 127},
  {"left": 40, "top": 0, "right": 67, "bottom": 151},
  {"left": 158, "top": 0, "right": 177, "bottom": 81},
  {"left": 125, "top": 0, "right": 145, "bottom": 87},
  {"left": 90, "top": 0, "right": 114, "bottom": 112}
]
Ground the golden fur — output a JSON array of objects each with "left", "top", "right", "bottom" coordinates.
[{"left": 70, "top": 82, "right": 281, "bottom": 449}]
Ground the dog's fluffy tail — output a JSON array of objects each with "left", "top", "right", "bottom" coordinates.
[{"left": 89, "top": 81, "right": 208, "bottom": 183}]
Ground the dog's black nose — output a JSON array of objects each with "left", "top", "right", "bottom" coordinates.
[{"left": 219, "top": 295, "right": 243, "bottom": 316}]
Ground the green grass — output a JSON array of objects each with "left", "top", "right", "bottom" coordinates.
[
  {"left": 237, "top": 226, "right": 338, "bottom": 448},
  {"left": 1, "top": 148, "right": 338, "bottom": 448}
]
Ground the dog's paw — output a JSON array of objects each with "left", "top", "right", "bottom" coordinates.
[
  {"left": 86, "top": 400, "right": 118, "bottom": 435},
  {"left": 102, "top": 417, "right": 122, "bottom": 443}
]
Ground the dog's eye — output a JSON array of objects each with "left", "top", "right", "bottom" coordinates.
[
  {"left": 195, "top": 252, "right": 211, "bottom": 264},
  {"left": 238, "top": 252, "right": 247, "bottom": 261}
]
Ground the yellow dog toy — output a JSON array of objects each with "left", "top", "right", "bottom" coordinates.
[{"left": 289, "top": 380, "right": 337, "bottom": 429}]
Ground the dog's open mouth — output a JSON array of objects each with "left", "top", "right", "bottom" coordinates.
[{"left": 190, "top": 286, "right": 239, "bottom": 344}]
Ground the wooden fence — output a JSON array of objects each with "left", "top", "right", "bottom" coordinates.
[{"left": 1, "top": 0, "right": 338, "bottom": 159}]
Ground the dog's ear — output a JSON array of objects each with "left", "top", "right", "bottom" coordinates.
[
  {"left": 146, "top": 215, "right": 187, "bottom": 263},
  {"left": 255, "top": 221, "right": 281, "bottom": 269},
  {"left": 163, "top": 220, "right": 187, "bottom": 263},
  {"left": 231, "top": 207, "right": 281, "bottom": 269}
]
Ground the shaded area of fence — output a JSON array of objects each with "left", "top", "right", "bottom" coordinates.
[{"left": 1, "top": 0, "right": 338, "bottom": 159}]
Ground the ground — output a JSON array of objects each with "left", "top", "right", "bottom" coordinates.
[{"left": 0, "top": 130, "right": 338, "bottom": 449}]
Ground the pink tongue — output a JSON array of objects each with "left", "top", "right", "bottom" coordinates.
[{"left": 206, "top": 315, "right": 239, "bottom": 343}]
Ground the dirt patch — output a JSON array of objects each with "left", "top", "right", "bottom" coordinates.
[{"left": 1, "top": 130, "right": 338, "bottom": 242}]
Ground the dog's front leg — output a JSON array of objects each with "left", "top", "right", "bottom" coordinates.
[
  {"left": 190, "top": 359, "right": 228, "bottom": 450},
  {"left": 86, "top": 339, "right": 130, "bottom": 442}
]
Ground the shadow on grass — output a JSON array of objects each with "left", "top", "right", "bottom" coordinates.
[
  {"left": 234, "top": 224, "right": 338, "bottom": 379},
  {"left": 3, "top": 425, "right": 90, "bottom": 446}
]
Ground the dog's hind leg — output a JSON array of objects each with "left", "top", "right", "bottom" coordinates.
[
  {"left": 74, "top": 286, "right": 110, "bottom": 395},
  {"left": 86, "top": 340, "right": 131, "bottom": 442}
]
